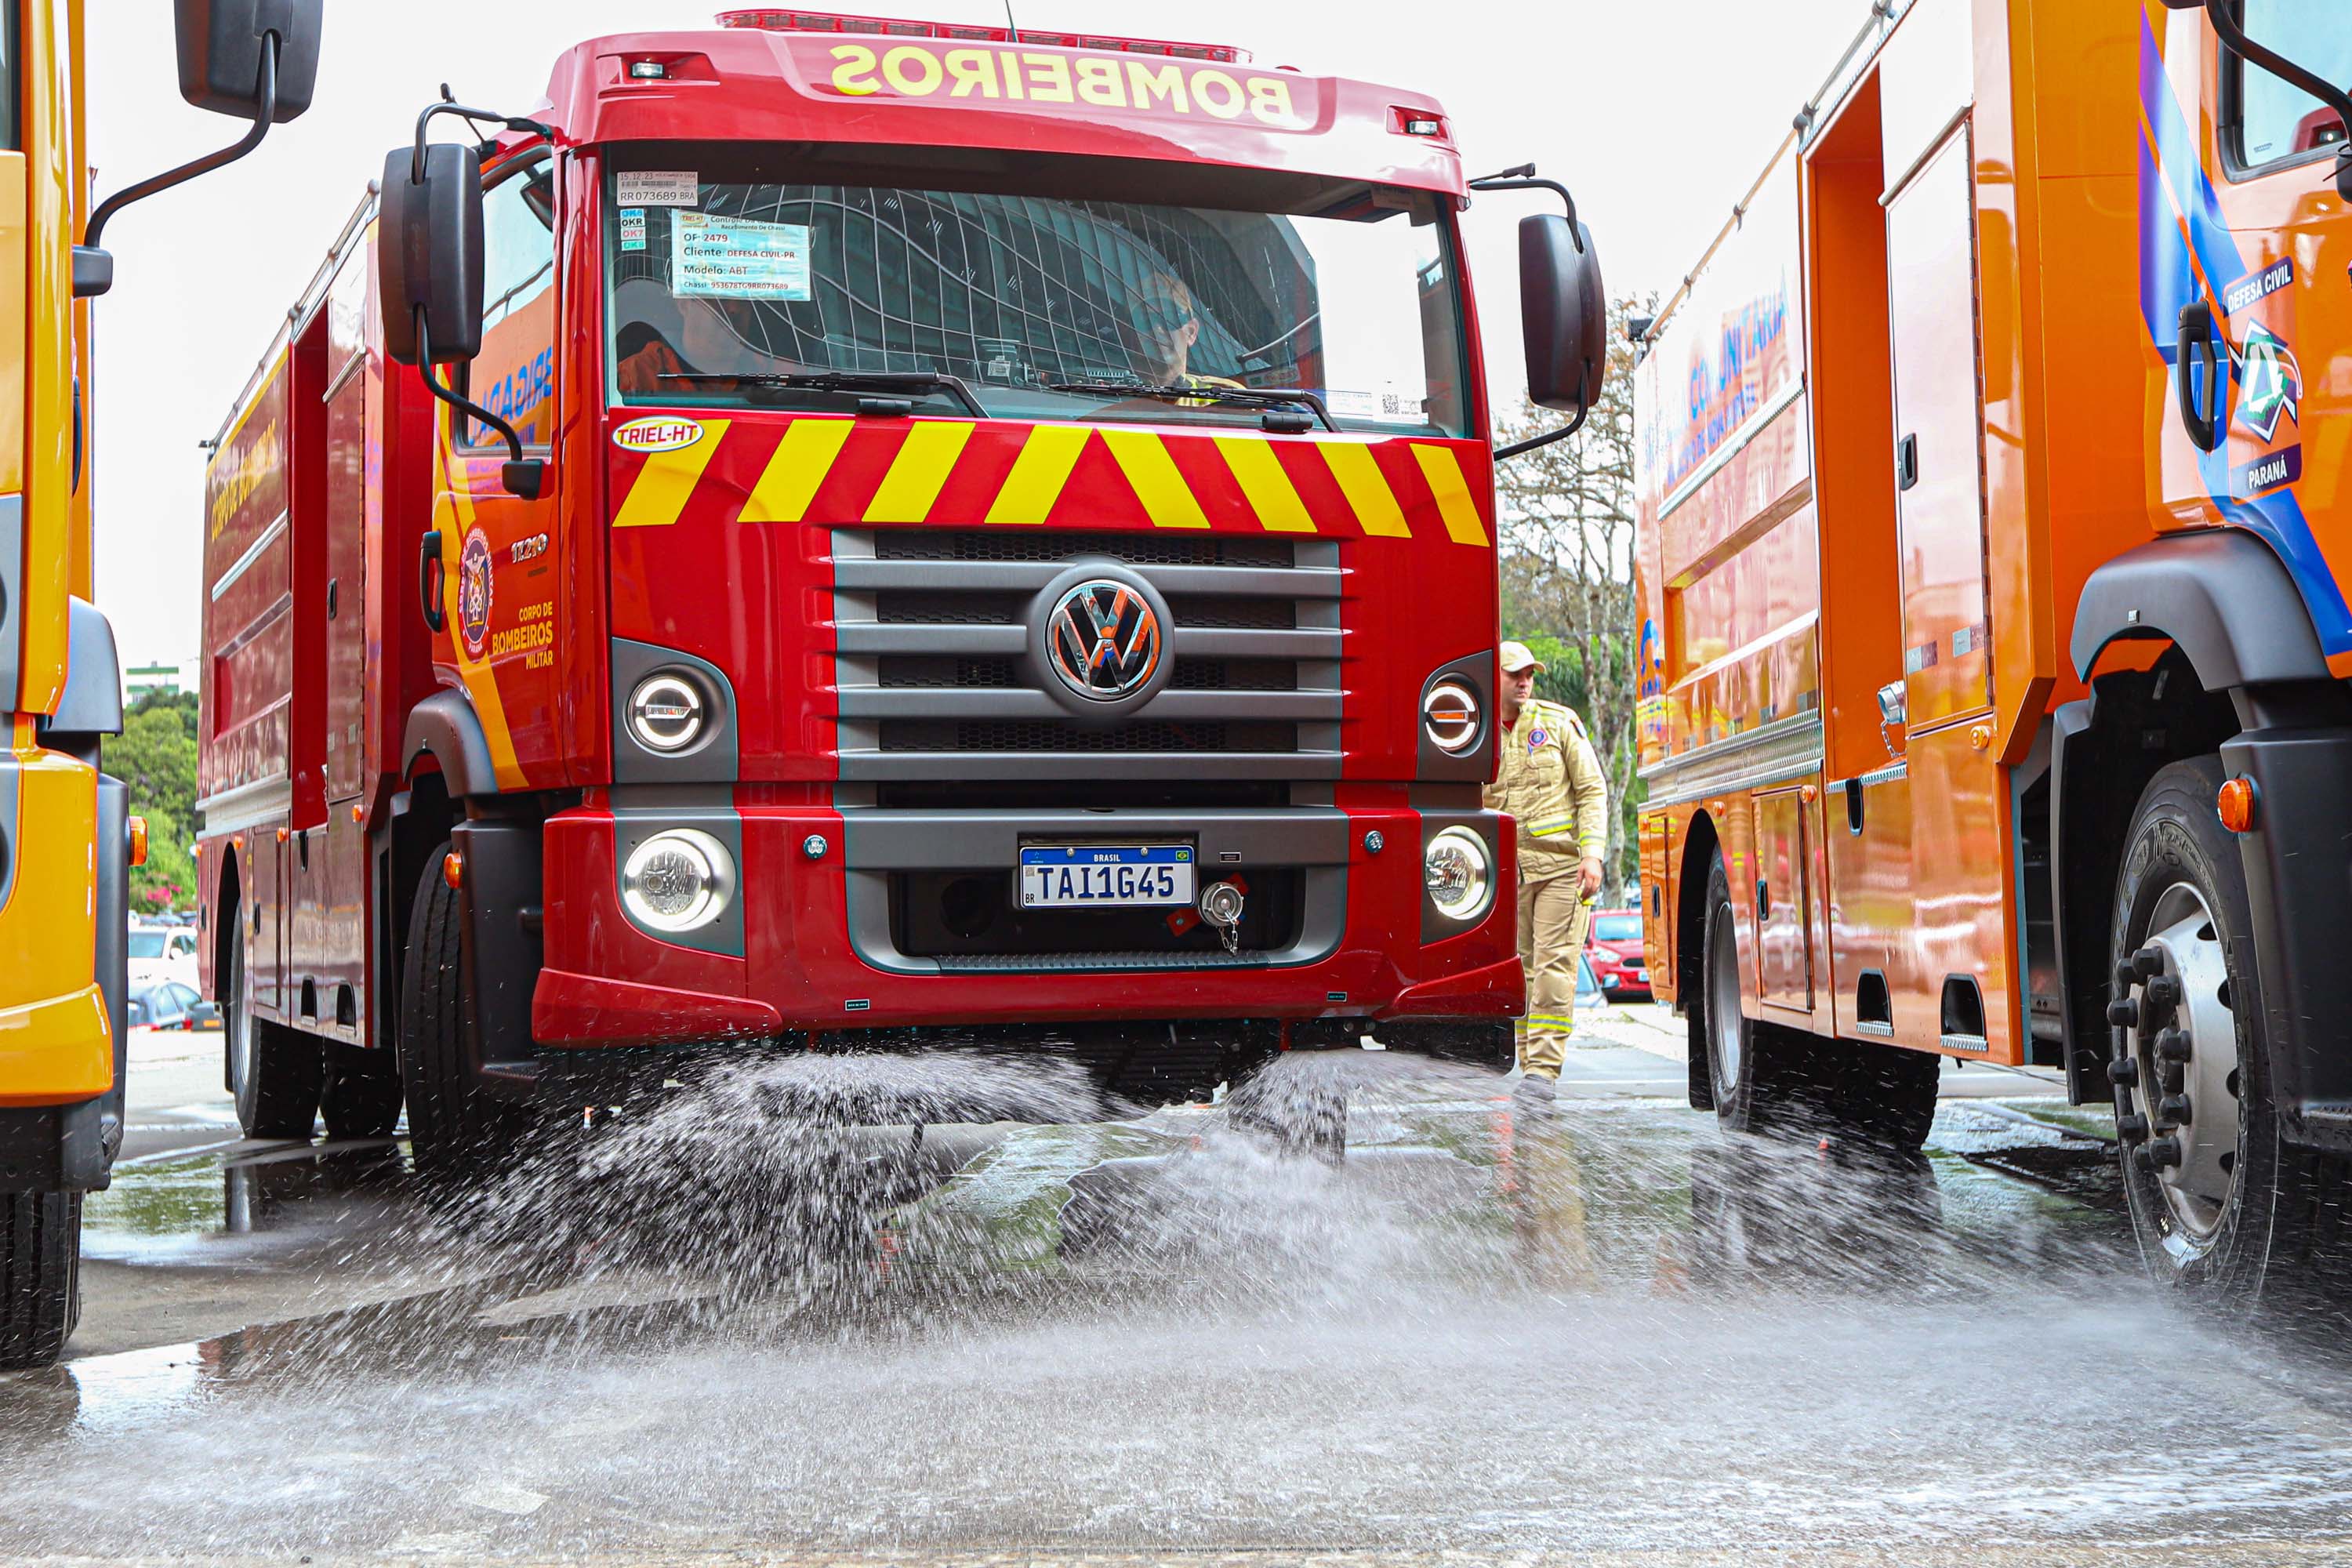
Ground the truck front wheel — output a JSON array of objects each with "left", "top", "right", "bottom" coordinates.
[
  {"left": 2109, "top": 757, "right": 2321, "bottom": 1301},
  {"left": 223, "top": 916, "right": 322, "bottom": 1141},
  {"left": 399, "top": 842, "right": 533, "bottom": 1177},
  {"left": 0, "top": 1189, "right": 80, "bottom": 1369}
]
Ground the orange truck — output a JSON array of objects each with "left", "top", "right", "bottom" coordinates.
[{"left": 1631, "top": 0, "right": 2352, "bottom": 1301}]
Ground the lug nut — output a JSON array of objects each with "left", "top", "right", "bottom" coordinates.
[
  {"left": 2157, "top": 1029, "right": 2191, "bottom": 1064},
  {"left": 2160, "top": 1094, "right": 2193, "bottom": 1124},
  {"left": 2143, "top": 975, "right": 2182, "bottom": 1010},
  {"left": 2108, "top": 1058, "right": 2140, "bottom": 1087},
  {"left": 2117, "top": 1112, "right": 2151, "bottom": 1142},
  {"left": 2107, "top": 997, "right": 2141, "bottom": 1029},
  {"left": 2143, "top": 1135, "right": 2183, "bottom": 1169},
  {"left": 2114, "top": 959, "right": 2138, "bottom": 991},
  {"left": 2132, "top": 946, "right": 2166, "bottom": 979}
]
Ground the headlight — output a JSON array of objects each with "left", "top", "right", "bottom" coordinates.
[
  {"left": 1423, "top": 680, "right": 1482, "bottom": 755},
  {"left": 621, "top": 829, "right": 735, "bottom": 934},
  {"left": 1424, "top": 826, "right": 1494, "bottom": 923},
  {"left": 628, "top": 673, "right": 706, "bottom": 753}
]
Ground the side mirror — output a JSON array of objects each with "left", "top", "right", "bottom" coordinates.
[
  {"left": 174, "top": 0, "right": 322, "bottom": 122},
  {"left": 1519, "top": 212, "right": 1606, "bottom": 417},
  {"left": 378, "top": 143, "right": 485, "bottom": 368}
]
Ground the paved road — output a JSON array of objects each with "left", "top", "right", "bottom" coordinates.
[{"left": 6, "top": 1013, "right": 2350, "bottom": 1566}]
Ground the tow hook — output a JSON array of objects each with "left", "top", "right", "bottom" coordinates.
[{"left": 1199, "top": 880, "right": 1247, "bottom": 956}]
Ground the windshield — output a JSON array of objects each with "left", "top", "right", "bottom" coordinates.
[
  {"left": 606, "top": 154, "right": 1468, "bottom": 437},
  {"left": 129, "top": 931, "right": 167, "bottom": 959},
  {"left": 1591, "top": 916, "right": 1643, "bottom": 942}
]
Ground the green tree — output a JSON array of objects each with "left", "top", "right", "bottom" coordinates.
[
  {"left": 105, "top": 701, "right": 198, "bottom": 913},
  {"left": 1493, "top": 297, "right": 1651, "bottom": 901}
]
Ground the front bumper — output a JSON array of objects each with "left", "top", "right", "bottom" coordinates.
[{"left": 533, "top": 796, "right": 1521, "bottom": 1048}]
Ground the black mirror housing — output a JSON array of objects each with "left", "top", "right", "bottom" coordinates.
[
  {"left": 1519, "top": 212, "right": 1606, "bottom": 416},
  {"left": 175, "top": 0, "right": 322, "bottom": 122},
  {"left": 379, "top": 143, "right": 485, "bottom": 368}
]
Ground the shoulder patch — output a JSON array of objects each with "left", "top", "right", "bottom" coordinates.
[{"left": 1566, "top": 710, "right": 1590, "bottom": 742}]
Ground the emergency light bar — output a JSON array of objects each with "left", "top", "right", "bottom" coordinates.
[{"left": 714, "top": 11, "right": 1247, "bottom": 63}]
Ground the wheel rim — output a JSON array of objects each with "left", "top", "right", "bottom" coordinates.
[
  {"left": 229, "top": 936, "right": 255, "bottom": 1103},
  {"left": 1707, "top": 902, "right": 1743, "bottom": 1091},
  {"left": 2125, "top": 881, "right": 2243, "bottom": 1249}
]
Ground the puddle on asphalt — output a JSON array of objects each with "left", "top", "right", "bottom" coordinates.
[{"left": 13, "top": 1047, "right": 2352, "bottom": 1559}]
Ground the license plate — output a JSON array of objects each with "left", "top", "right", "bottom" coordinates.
[{"left": 1019, "top": 844, "right": 1195, "bottom": 909}]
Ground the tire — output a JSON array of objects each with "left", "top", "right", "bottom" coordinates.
[
  {"left": 1831, "top": 1040, "right": 1940, "bottom": 1156},
  {"left": 223, "top": 915, "right": 321, "bottom": 1141},
  {"left": 1695, "top": 850, "right": 1813, "bottom": 1134},
  {"left": 399, "top": 843, "right": 533, "bottom": 1178},
  {"left": 2108, "top": 757, "right": 2325, "bottom": 1303},
  {"left": 0, "top": 1190, "right": 81, "bottom": 1370},
  {"left": 319, "top": 1042, "right": 405, "bottom": 1141}
]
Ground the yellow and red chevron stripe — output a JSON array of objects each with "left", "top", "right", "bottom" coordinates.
[{"left": 608, "top": 416, "right": 1494, "bottom": 545}]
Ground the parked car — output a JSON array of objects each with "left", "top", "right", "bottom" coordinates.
[
  {"left": 1576, "top": 952, "right": 1606, "bottom": 1011},
  {"left": 126, "top": 981, "right": 220, "bottom": 1032},
  {"left": 127, "top": 922, "right": 198, "bottom": 989},
  {"left": 1584, "top": 909, "right": 1652, "bottom": 1001}
]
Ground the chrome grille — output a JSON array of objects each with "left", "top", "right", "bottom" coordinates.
[{"left": 831, "top": 528, "right": 1343, "bottom": 782}]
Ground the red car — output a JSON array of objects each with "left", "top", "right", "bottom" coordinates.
[{"left": 1584, "top": 909, "right": 1652, "bottom": 1001}]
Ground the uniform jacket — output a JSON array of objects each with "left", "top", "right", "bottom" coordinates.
[{"left": 1485, "top": 697, "right": 1609, "bottom": 886}]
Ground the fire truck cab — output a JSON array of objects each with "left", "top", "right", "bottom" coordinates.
[{"left": 197, "top": 12, "right": 1605, "bottom": 1171}]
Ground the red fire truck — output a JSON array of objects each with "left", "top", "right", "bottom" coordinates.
[{"left": 194, "top": 11, "right": 1603, "bottom": 1166}]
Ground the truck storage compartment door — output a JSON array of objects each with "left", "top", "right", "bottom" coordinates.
[
  {"left": 1753, "top": 788, "right": 1811, "bottom": 1011},
  {"left": 1885, "top": 129, "right": 1991, "bottom": 733}
]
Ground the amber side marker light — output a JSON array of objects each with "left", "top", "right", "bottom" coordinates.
[
  {"left": 2218, "top": 775, "right": 2257, "bottom": 835},
  {"left": 443, "top": 851, "right": 465, "bottom": 891},
  {"left": 127, "top": 816, "right": 147, "bottom": 869}
]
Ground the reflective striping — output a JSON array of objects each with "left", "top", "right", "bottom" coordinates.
[
  {"left": 1527, "top": 818, "right": 1574, "bottom": 837},
  {"left": 1100, "top": 430, "right": 1210, "bottom": 529},
  {"left": 865, "top": 421, "right": 975, "bottom": 523},
  {"left": 1410, "top": 444, "right": 1490, "bottom": 546},
  {"left": 985, "top": 424, "right": 1091, "bottom": 525},
  {"left": 1319, "top": 443, "right": 1413, "bottom": 538},
  {"left": 614, "top": 419, "right": 731, "bottom": 529},
  {"left": 1213, "top": 437, "right": 1316, "bottom": 533},
  {"left": 740, "top": 419, "right": 853, "bottom": 524}
]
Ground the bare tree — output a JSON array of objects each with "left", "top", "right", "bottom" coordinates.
[{"left": 1494, "top": 299, "right": 1647, "bottom": 898}]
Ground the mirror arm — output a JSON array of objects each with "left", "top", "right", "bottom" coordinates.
[
  {"left": 412, "top": 310, "right": 544, "bottom": 499},
  {"left": 1494, "top": 367, "right": 1593, "bottom": 463},
  {"left": 2201, "top": 0, "right": 2352, "bottom": 196},
  {"left": 412, "top": 98, "right": 554, "bottom": 182},
  {"left": 85, "top": 38, "right": 279, "bottom": 251},
  {"left": 1466, "top": 165, "right": 1583, "bottom": 252}
]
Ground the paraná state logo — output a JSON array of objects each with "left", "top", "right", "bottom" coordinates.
[{"left": 458, "top": 527, "right": 494, "bottom": 659}]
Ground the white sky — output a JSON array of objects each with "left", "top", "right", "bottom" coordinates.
[{"left": 87, "top": 0, "right": 1865, "bottom": 666}]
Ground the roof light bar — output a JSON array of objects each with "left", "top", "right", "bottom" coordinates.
[{"left": 714, "top": 10, "right": 1246, "bottom": 62}]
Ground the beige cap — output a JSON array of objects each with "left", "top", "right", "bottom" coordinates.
[{"left": 1499, "top": 640, "right": 1546, "bottom": 675}]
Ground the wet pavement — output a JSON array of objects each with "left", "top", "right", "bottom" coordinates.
[{"left": 9, "top": 1014, "right": 2352, "bottom": 1566}]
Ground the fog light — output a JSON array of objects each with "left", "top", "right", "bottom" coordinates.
[
  {"left": 628, "top": 673, "right": 706, "bottom": 753},
  {"left": 1423, "top": 680, "right": 1481, "bottom": 755},
  {"left": 622, "top": 829, "right": 735, "bottom": 933},
  {"left": 1424, "top": 826, "right": 1494, "bottom": 923}
]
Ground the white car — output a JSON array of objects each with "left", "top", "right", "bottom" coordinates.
[{"left": 127, "top": 923, "right": 198, "bottom": 989}]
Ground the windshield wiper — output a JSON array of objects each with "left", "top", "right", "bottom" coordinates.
[
  {"left": 659, "top": 369, "right": 989, "bottom": 417},
  {"left": 1047, "top": 380, "right": 1338, "bottom": 432}
]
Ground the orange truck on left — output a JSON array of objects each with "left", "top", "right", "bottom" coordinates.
[{"left": 0, "top": 0, "right": 322, "bottom": 1369}]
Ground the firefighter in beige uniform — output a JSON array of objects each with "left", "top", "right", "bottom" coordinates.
[{"left": 1485, "top": 641, "right": 1609, "bottom": 1100}]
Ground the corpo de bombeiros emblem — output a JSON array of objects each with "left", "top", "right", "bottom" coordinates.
[
  {"left": 458, "top": 527, "right": 493, "bottom": 659},
  {"left": 1047, "top": 579, "right": 1163, "bottom": 700}
]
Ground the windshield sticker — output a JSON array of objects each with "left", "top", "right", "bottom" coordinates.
[
  {"left": 1328, "top": 388, "right": 1426, "bottom": 423},
  {"left": 618, "top": 171, "right": 699, "bottom": 207},
  {"left": 613, "top": 416, "right": 707, "bottom": 455},
  {"left": 672, "top": 212, "right": 812, "bottom": 301},
  {"left": 619, "top": 207, "right": 648, "bottom": 253}
]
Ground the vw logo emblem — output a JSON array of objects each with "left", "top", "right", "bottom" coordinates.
[{"left": 1046, "top": 579, "right": 1163, "bottom": 701}]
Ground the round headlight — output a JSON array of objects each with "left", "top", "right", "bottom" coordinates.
[
  {"left": 1424, "top": 826, "right": 1494, "bottom": 923},
  {"left": 621, "top": 829, "right": 735, "bottom": 934},
  {"left": 628, "top": 673, "right": 706, "bottom": 753},
  {"left": 1423, "top": 680, "right": 1482, "bottom": 755}
]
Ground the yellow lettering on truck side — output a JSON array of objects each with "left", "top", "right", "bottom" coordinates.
[
  {"left": 1247, "top": 76, "right": 1297, "bottom": 125},
  {"left": 1073, "top": 56, "right": 1127, "bottom": 108},
  {"left": 1127, "top": 60, "right": 1187, "bottom": 113},
  {"left": 998, "top": 49, "right": 1025, "bottom": 98},
  {"left": 1023, "top": 53, "right": 1073, "bottom": 103},
  {"left": 1190, "top": 69, "right": 1244, "bottom": 119},
  {"left": 881, "top": 45, "right": 942, "bottom": 96},
  {"left": 942, "top": 48, "right": 999, "bottom": 97},
  {"left": 830, "top": 43, "right": 880, "bottom": 95}
]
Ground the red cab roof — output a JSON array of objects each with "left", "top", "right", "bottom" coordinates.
[{"left": 530, "top": 22, "right": 1463, "bottom": 198}]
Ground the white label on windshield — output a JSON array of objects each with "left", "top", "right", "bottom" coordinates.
[
  {"left": 1328, "top": 388, "right": 1425, "bottom": 423},
  {"left": 618, "top": 170, "right": 699, "bottom": 207},
  {"left": 672, "top": 212, "right": 812, "bottom": 301}
]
